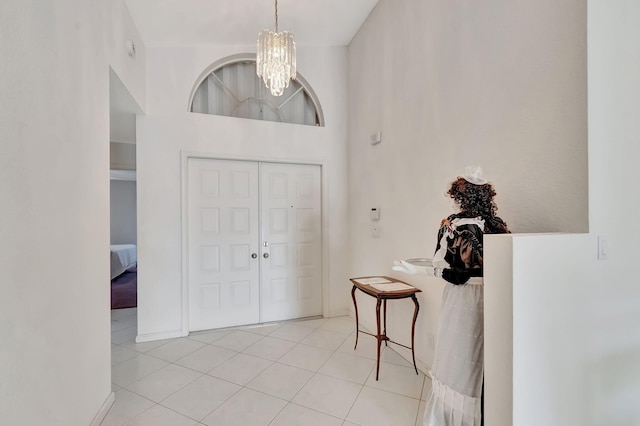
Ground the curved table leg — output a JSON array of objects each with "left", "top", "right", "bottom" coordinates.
[
  {"left": 351, "top": 285, "right": 359, "bottom": 349},
  {"left": 411, "top": 294, "right": 420, "bottom": 375},
  {"left": 383, "top": 299, "right": 388, "bottom": 347}
]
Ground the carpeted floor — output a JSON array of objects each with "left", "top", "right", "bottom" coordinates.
[{"left": 111, "top": 266, "right": 137, "bottom": 310}]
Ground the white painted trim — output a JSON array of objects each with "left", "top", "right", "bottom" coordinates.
[
  {"left": 327, "top": 308, "right": 349, "bottom": 318},
  {"left": 136, "top": 329, "right": 186, "bottom": 343},
  {"left": 89, "top": 392, "right": 115, "bottom": 426}
]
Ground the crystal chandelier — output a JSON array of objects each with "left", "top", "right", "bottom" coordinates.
[{"left": 256, "top": 0, "right": 296, "bottom": 96}]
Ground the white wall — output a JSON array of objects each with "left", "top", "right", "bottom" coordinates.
[
  {"left": 485, "top": 1, "right": 640, "bottom": 424},
  {"left": 485, "top": 234, "right": 596, "bottom": 425},
  {"left": 347, "top": 0, "right": 587, "bottom": 368},
  {"left": 107, "top": 0, "right": 146, "bottom": 111},
  {"left": 110, "top": 142, "right": 137, "bottom": 170},
  {"left": 136, "top": 45, "right": 350, "bottom": 340},
  {"left": 110, "top": 180, "right": 137, "bottom": 245},
  {"left": 0, "top": 1, "right": 116, "bottom": 424}
]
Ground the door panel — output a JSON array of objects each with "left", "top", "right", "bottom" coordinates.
[
  {"left": 188, "top": 158, "right": 260, "bottom": 331},
  {"left": 260, "top": 163, "right": 322, "bottom": 322},
  {"left": 187, "top": 159, "right": 322, "bottom": 330}
]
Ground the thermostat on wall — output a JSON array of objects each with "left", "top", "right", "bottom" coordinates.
[{"left": 370, "top": 207, "right": 380, "bottom": 221}]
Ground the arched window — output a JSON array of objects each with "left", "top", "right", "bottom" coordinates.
[{"left": 189, "top": 54, "right": 324, "bottom": 127}]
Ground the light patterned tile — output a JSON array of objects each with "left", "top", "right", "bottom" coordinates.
[
  {"left": 337, "top": 332, "right": 379, "bottom": 360},
  {"left": 242, "top": 336, "right": 296, "bottom": 361},
  {"left": 365, "top": 362, "right": 425, "bottom": 399},
  {"left": 269, "top": 402, "right": 342, "bottom": 426},
  {"left": 277, "top": 343, "right": 334, "bottom": 372},
  {"left": 268, "top": 324, "right": 315, "bottom": 342},
  {"left": 292, "top": 317, "right": 329, "bottom": 329},
  {"left": 174, "top": 344, "right": 237, "bottom": 373},
  {"left": 187, "top": 330, "right": 230, "bottom": 344},
  {"left": 292, "top": 374, "right": 361, "bottom": 419},
  {"left": 112, "top": 344, "right": 140, "bottom": 366},
  {"left": 380, "top": 346, "right": 414, "bottom": 368},
  {"left": 201, "top": 388, "right": 287, "bottom": 426},
  {"left": 146, "top": 338, "right": 205, "bottom": 362},
  {"left": 112, "top": 354, "right": 169, "bottom": 387},
  {"left": 124, "top": 404, "right": 198, "bottom": 426},
  {"left": 125, "top": 364, "right": 202, "bottom": 402},
  {"left": 208, "top": 353, "right": 273, "bottom": 386},
  {"left": 346, "top": 386, "right": 420, "bottom": 426},
  {"left": 239, "top": 323, "right": 282, "bottom": 336},
  {"left": 160, "top": 375, "right": 241, "bottom": 421},
  {"left": 119, "top": 339, "right": 172, "bottom": 354},
  {"left": 318, "top": 351, "right": 375, "bottom": 384},
  {"left": 100, "top": 389, "right": 154, "bottom": 426},
  {"left": 319, "top": 316, "right": 354, "bottom": 335},
  {"left": 111, "top": 308, "right": 137, "bottom": 322},
  {"left": 112, "top": 319, "right": 133, "bottom": 333},
  {"left": 300, "top": 329, "right": 348, "bottom": 351},
  {"left": 108, "top": 312, "right": 429, "bottom": 425},
  {"left": 111, "top": 326, "right": 138, "bottom": 345},
  {"left": 211, "top": 330, "right": 264, "bottom": 352},
  {"left": 246, "top": 362, "right": 313, "bottom": 401}
]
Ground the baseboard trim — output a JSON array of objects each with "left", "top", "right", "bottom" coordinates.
[
  {"left": 136, "top": 329, "right": 186, "bottom": 343},
  {"left": 90, "top": 392, "right": 115, "bottom": 426},
  {"left": 327, "top": 308, "right": 349, "bottom": 317}
]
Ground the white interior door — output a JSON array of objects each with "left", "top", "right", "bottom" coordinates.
[
  {"left": 187, "top": 158, "right": 260, "bottom": 331},
  {"left": 260, "top": 163, "right": 322, "bottom": 322}
]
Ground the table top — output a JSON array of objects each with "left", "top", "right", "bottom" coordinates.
[{"left": 350, "top": 276, "right": 421, "bottom": 299}]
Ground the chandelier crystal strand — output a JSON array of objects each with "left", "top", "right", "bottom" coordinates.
[{"left": 256, "top": 0, "right": 296, "bottom": 96}]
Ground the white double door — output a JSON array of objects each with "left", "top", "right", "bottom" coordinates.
[{"left": 187, "top": 158, "right": 322, "bottom": 331}]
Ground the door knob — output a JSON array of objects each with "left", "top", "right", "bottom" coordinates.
[
  {"left": 251, "top": 253, "right": 258, "bottom": 259},
  {"left": 263, "top": 253, "right": 270, "bottom": 259}
]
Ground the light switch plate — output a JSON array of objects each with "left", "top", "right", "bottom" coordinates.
[{"left": 598, "top": 236, "right": 608, "bottom": 260}]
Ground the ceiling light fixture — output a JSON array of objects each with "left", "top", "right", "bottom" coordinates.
[{"left": 256, "top": 0, "right": 296, "bottom": 96}]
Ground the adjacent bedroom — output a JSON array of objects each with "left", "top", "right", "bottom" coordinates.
[
  {"left": 109, "top": 145, "right": 137, "bottom": 310},
  {"left": 109, "top": 71, "right": 141, "bottom": 311}
]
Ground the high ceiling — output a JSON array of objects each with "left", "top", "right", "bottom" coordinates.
[
  {"left": 110, "top": 1, "right": 379, "bottom": 148},
  {"left": 125, "top": 0, "right": 380, "bottom": 47}
]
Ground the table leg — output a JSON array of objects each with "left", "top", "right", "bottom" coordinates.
[
  {"left": 383, "top": 299, "right": 389, "bottom": 347},
  {"left": 411, "top": 294, "right": 420, "bottom": 375},
  {"left": 351, "top": 285, "right": 359, "bottom": 350},
  {"left": 375, "top": 297, "right": 382, "bottom": 380}
]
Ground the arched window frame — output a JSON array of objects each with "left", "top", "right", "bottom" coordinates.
[{"left": 187, "top": 53, "right": 325, "bottom": 127}]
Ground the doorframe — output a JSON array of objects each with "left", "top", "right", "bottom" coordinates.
[{"left": 180, "top": 151, "right": 328, "bottom": 335}]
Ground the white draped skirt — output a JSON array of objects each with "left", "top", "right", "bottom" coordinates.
[{"left": 424, "top": 278, "right": 484, "bottom": 426}]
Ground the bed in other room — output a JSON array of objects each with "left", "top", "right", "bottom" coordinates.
[{"left": 110, "top": 244, "right": 137, "bottom": 279}]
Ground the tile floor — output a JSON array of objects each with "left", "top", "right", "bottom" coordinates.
[{"left": 104, "top": 308, "right": 429, "bottom": 426}]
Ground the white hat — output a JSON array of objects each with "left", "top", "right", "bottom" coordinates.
[{"left": 462, "top": 165, "right": 488, "bottom": 185}]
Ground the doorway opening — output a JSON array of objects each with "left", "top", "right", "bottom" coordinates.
[{"left": 109, "top": 68, "right": 143, "bottom": 320}]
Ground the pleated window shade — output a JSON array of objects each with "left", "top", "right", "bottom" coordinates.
[{"left": 190, "top": 60, "right": 322, "bottom": 127}]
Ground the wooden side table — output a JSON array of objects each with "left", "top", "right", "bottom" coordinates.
[{"left": 350, "top": 276, "right": 421, "bottom": 380}]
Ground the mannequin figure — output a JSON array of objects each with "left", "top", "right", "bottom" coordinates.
[{"left": 394, "top": 166, "right": 509, "bottom": 426}]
